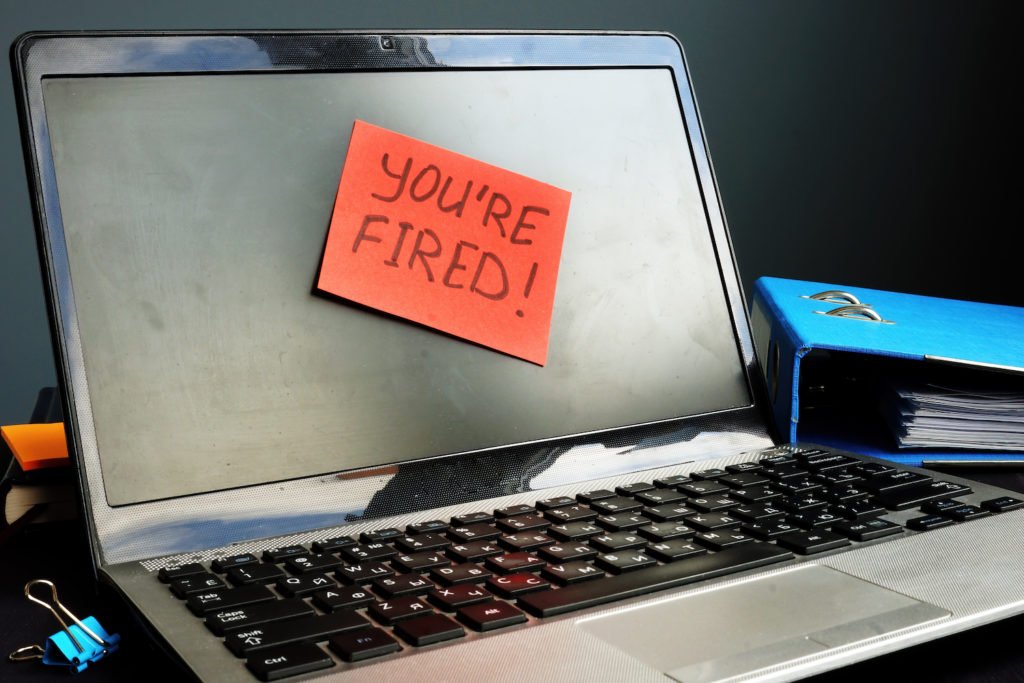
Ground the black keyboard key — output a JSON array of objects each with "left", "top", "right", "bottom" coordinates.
[
  {"left": 684, "top": 512, "right": 740, "bottom": 532},
  {"left": 576, "top": 489, "right": 616, "bottom": 504},
  {"left": 429, "top": 563, "right": 492, "bottom": 586},
  {"left": 428, "top": 584, "right": 493, "bottom": 611},
  {"left": 497, "top": 515, "right": 551, "bottom": 533},
  {"left": 921, "top": 499, "right": 965, "bottom": 515},
  {"left": 371, "top": 574, "right": 435, "bottom": 598},
  {"left": 277, "top": 573, "right": 336, "bottom": 598},
  {"left": 641, "top": 504, "right": 696, "bottom": 522},
  {"left": 538, "top": 542, "right": 598, "bottom": 563},
  {"left": 589, "top": 532, "right": 647, "bottom": 553},
  {"left": 311, "top": 536, "right": 356, "bottom": 553},
  {"left": 486, "top": 572, "right": 550, "bottom": 597},
  {"left": 851, "top": 462, "right": 896, "bottom": 478},
  {"left": 654, "top": 474, "right": 692, "bottom": 488},
  {"left": 312, "top": 586, "right": 375, "bottom": 612},
  {"left": 518, "top": 543, "right": 793, "bottom": 617},
  {"left": 458, "top": 601, "right": 529, "bottom": 632},
  {"left": 228, "top": 563, "right": 286, "bottom": 586},
  {"left": 360, "top": 528, "right": 402, "bottom": 543},
  {"left": 825, "top": 485, "right": 871, "bottom": 503},
  {"left": 645, "top": 540, "right": 707, "bottom": 562},
  {"left": 943, "top": 504, "right": 991, "bottom": 522},
  {"left": 394, "top": 533, "right": 450, "bottom": 553},
  {"left": 590, "top": 496, "right": 643, "bottom": 514},
  {"left": 862, "top": 471, "right": 931, "bottom": 493},
  {"left": 982, "top": 496, "right": 1024, "bottom": 513},
  {"left": 158, "top": 562, "right": 206, "bottom": 582},
  {"left": 485, "top": 552, "right": 545, "bottom": 574},
  {"left": 906, "top": 514, "right": 955, "bottom": 531},
  {"left": 762, "top": 465, "right": 810, "bottom": 482},
  {"left": 595, "top": 514, "right": 648, "bottom": 531},
  {"left": 285, "top": 554, "right": 342, "bottom": 575},
  {"left": 694, "top": 530, "right": 755, "bottom": 551},
  {"left": 341, "top": 543, "right": 398, "bottom": 563},
  {"left": 541, "top": 561, "right": 605, "bottom": 585},
  {"left": 391, "top": 551, "right": 450, "bottom": 573},
  {"left": 206, "top": 599, "right": 314, "bottom": 636},
  {"left": 547, "top": 522, "right": 604, "bottom": 541},
  {"left": 211, "top": 554, "right": 259, "bottom": 574},
  {"left": 495, "top": 504, "right": 536, "bottom": 518},
  {"left": 815, "top": 472, "right": 864, "bottom": 488},
  {"left": 876, "top": 481, "right": 973, "bottom": 511},
  {"left": 225, "top": 611, "right": 370, "bottom": 657},
  {"left": 499, "top": 533, "right": 554, "bottom": 552},
  {"left": 536, "top": 496, "right": 577, "bottom": 510},
  {"left": 246, "top": 642, "right": 333, "bottom": 681},
  {"left": 595, "top": 550, "right": 657, "bottom": 574},
  {"left": 779, "top": 495, "right": 829, "bottom": 513},
  {"left": 759, "top": 454, "right": 798, "bottom": 468},
  {"left": 678, "top": 481, "right": 729, "bottom": 497},
  {"left": 170, "top": 573, "right": 225, "bottom": 598},
  {"left": 447, "top": 524, "right": 501, "bottom": 543},
  {"left": 691, "top": 468, "right": 729, "bottom": 480},
  {"left": 544, "top": 505, "right": 599, "bottom": 523},
  {"left": 799, "top": 452, "right": 858, "bottom": 471},
  {"left": 832, "top": 518, "right": 903, "bottom": 542},
  {"left": 731, "top": 503, "right": 786, "bottom": 522},
  {"left": 725, "top": 462, "right": 764, "bottom": 474},
  {"left": 720, "top": 472, "right": 770, "bottom": 488},
  {"left": 451, "top": 511, "right": 494, "bottom": 525},
  {"left": 367, "top": 597, "right": 432, "bottom": 625},
  {"left": 394, "top": 613, "right": 465, "bottom": 646},
  {"left": 771, "top": 478, "right": 824, "bottom": 496},
  {"left": 775, "top": 530, "right": 850, "bottom": 555},
  {"left": 788, "top": 510, "right": 844, "bottom": 529},
  {"left": 336, "top": 561, "right": 395, "bottom": 584},
  {"left": 636, "top": 522, "right": 696, "bottom": 542},
  {"left": 329, "top": 628, "right": 402, "bottom": 662},
  {"left": 616, "top": 482, "right": 656, "bottom": 496},
  {"left": 688, "top": 495, "right": 739, "bottom": 512},
  {"left": 446, "top": 540, "right": 503, "bottom": 563},
  {"left": 188, "top": 584, "right": 276, "bottom": 616},
  {"left": 406, "top": 520, "right": 449, "bottom": 535},
  {"left": 830, "top": 499, "right": 886, "bottom": 520},
  {"left": 741, "top": 520, "right": 801, "bottom": 540},
  {"left": 729, "top": 486, "right": 782, "bottom": 504},
  {"left": 635, "top": 489, "right": 687, "bottom": 506},
  {"left": 262, "top": 545, "right": 306, "bottom": 563}
]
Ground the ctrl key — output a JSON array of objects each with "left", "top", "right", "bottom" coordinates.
[
  {"left": 246, "top": 643, "right": 333, "bottom": 681},
  {"left": 329, "top": 628, "right": 402, "bottom": 662}
]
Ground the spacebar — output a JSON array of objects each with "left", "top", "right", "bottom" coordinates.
[{"left": 518, "top": 543, "right": 794, "bottom": 618}]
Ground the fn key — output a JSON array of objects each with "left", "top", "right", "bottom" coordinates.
[{"left": 246, "top": 643, "right": 333, "bottom": 681}]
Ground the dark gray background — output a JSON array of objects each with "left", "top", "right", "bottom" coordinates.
[{"left": 0, "top": 0, "right": 1017, "bottom": 428}]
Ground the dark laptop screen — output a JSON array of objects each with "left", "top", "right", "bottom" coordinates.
[{"left": 42, "top": 68, "right": 751, "bottom": 505}]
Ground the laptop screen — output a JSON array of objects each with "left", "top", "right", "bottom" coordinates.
[{"left": 42, "top": 67, "right": 752, "bottom": 506}]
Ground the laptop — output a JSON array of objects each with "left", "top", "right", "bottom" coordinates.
[{"left": 11, "top": 30, "right": 1024, "bottom": 682}]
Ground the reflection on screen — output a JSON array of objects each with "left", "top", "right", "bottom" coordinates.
[{"left": 43, "top": 69, "right": 751, "bottom": 505}]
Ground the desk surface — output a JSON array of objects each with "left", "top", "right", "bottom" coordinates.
[{"left": 3, "top": 468, "right": 1024, "bottom": 682}]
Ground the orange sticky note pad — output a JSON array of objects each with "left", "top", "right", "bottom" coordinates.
[
  {"left": 317, "top": 121, "right": 572, "bottom": 365},
  {"left": 1, "top": 422, "right": 69, "bottom": 471}
]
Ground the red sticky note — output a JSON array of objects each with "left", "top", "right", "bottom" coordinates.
[{"left": 318, "top": 121, "right": 572, "bottom": 365}]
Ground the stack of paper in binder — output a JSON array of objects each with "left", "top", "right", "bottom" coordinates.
[
  {"left": 751, "top": 277, "right": 1024, "bottom": 465},
  {"left": 881, "top": 381, "right": 1024, "bottom": 451}
]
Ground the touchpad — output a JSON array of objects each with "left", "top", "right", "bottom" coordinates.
[{"left": 577, "top": 565, "right": 949, "bottom": 683}]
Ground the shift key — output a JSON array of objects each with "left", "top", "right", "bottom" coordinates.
[{"left": 225, "top": 610, "right": 370, "bottom": 657}]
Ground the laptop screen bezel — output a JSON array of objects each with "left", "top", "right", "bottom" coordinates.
[{"left": 12, "top": 31, "right": 772, "bottom": 565}]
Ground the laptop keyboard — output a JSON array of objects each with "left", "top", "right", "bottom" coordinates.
[{"left": 156, "top": 447, "right": 1023, "bottom": 680}]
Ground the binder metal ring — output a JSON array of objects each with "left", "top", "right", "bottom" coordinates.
[
  {"left": 804, "top": 290, "right": 863, "bottom": 305},
  {"left": 814, "top": 304, "right": 892, "bottom": 323}
]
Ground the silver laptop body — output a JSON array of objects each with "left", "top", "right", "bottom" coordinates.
[{"left": 12, "top": 31, "right": 1024, "bottom": 682}]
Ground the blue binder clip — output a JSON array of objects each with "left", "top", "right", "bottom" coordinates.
[{"left": 7, "top": 579, "right": 120, "bottom": 673}]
